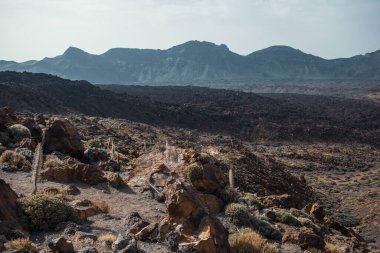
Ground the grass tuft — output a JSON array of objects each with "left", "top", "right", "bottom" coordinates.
[
  {"left": 6, "top": 238, "right": 38, "bottom": 253},
  {"left": 229, "top": 228, "right": 277, "bottom": 253}
]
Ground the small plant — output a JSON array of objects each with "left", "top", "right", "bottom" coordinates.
[
  {"left": 17, "top": 194, "right": 80, "bottom": 231},
  {"left": 98, "top": 234, "right": 117, "bottom": 242},
  {"left": 225, "top": 203, "right": 250, "bottom": 226},
  {"left": 325, "top": 243, "right": 342, "bottom": 253},
  {"left": 240, "top": 193, "right": 263, "bottom": 209},
  {"left": 43, "top": 155, "right": 62, "bottom": 168},
  {"left": 229, "top": 228, "right": 277, "bottom": 253},
  {"left": 5, "top": 238, "right": 38, "bottom": 253},
  {"left": 250, "top": 215, "right": 282, "bottom": 240},
  {"left": 220, "top": 186, "right": 240, "bottom": 203},
  {"left": 8, "top": 124, "right": 31, "bottom": 142},
  {"left": 92, "top": 201, "right": 109, "bottom": 214},
  {"left": 88, "top": 139, "right": 101, "bottom": 148},
  {"left": 0, "top": 150, "right": 29, "bottom": 169},
  {"left": 185, "top": 163, "right": 204, "bottom": 182},
  {"left": 275, "top": 210, "right": 301, "bottom": 226}
]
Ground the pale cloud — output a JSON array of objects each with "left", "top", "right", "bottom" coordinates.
[{"left": 0, "top": 0, "right": 379, "bottom": 62}]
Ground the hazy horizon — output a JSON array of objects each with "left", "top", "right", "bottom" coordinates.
[{"left": 1, "top": 0, "right": 380, "bottom": 62}]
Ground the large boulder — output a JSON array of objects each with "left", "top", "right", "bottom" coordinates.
[
  {"left": 0, "top": 107, "right": 18, "bottom": 130},
  {"left": 158, "top": 181, "right": 229, "bottom": 253},
  {"left": 44, "top": 119, "right": 84, "bottom": 159},
  {"left": 40, "top": 157, "right": 104, "bottom": 185},
  {"left": 0, "top": 179, "right": 23, "bottom": 232}
]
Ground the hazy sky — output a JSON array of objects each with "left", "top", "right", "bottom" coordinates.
[{"left": 0, "top": 0, "right": 379, "bottom": 62}]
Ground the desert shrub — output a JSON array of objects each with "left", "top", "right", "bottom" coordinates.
[
  {"left": 250, "top": 215, "right": 283, "bottom": 241},
  {"left": 289, "top": 208, "right": 313, "bottom": 219},
  {"left": 229, "top": 228, "right": 277, "bottom": 253},
  {"left": 92, "top": 201, "right": 109, "bottom": 213},
  {"left": 298, "top": 217, "right": 321, "bottom": 233},
  {"left": 98, "top": 234, "right": 117, "bottom": 242},
  {"left": 17, "top": 194, "right": 80, "bottom": 231},
  {"left": 325, "top": 243, "right": 342, "bottom": 253},
  {"left": 8, "top": 124, "right": 31, "bottom": 142},
  {"left": 331, "top": 212, "right": 359, "bottom": 227},
  {"left": 225, "top": 203, "right": 250, "bottom": 226},
  {"left": 88, "top": 139, "right": 101, "bottom": 149},
  {"left": 185, "top": 163, "right": 204, "bottom": 182},
  {"left": 275, "top": 210, "right": 301, "bottom": 226},
  {"left": 44, "top": 155, "right": 63, "bottom": 168},
  {"left": 240, "top": 194, "right": 263, "bottom": 209},
  {"left": 0, "top": 150, "right": 27, "bottom": 168},
  {"left": 220, "top": 186, "right": 240, "bottom": 203},
  {"left": 5, "top": 238, "right": 38, "bottom": 253}
]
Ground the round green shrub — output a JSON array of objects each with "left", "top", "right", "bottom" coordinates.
[
  {"left": 185, "top": 163, "right": 204, "bottom": 182},
  {"left": 220, "top": 186, "right": 240, "bottom": 203},
  {"left": 225, "top": 203, "right": 250, "bottom": 226},
  {"left": 7, "top": 124, "right": 31, "bottom": 143},
  {"left": 17, "top": 194, "right": 80, "bottom": 231},
  {"left": 275, "top": 210, "right": 301, "bottom": 226}
]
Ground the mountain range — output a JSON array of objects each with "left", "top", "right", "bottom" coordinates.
[{"left": 1, "top": 41, "right": 379, "bottom": 84}]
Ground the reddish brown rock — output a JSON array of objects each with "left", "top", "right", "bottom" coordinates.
[
  {"left": 0, "top": 107, "right": 18, "bottom": 130},
  {"left": 104, "top": 172, "right": 124, "bottom": 188},
  {"left": 0, "top": 179, "right": 23, "bottom": 231},
  {"left": 135, "top": 222, "right": 158, "bottom": 241},
  {"left": 282, "top": 227, "right": 325, "bottom": 250},
  {"left": 199, "top": 194, "right": 223, "bottom": 214},
  {"left": 44, "top": 118, "right": 84, "bottom": 159},
  {"left": 309, "top": 203, "right": 325, "bottom": 222},
  {"left": 159, "top": 181, "right": 229, "bottom": 253}
]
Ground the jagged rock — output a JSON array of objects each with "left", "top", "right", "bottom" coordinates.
[
  {"left": 44, "top": 118, "right": 84, "bottom": 159},
  {"left": 199, "top": 194, "right": 223, "bottom": 214},
  {"left": 82, "top": 148, "right": 108, "bottom": 164},
  {"left": 48, "top": 236, "right": 75, "bottom": 253},
  {"left": 112, "top": 234, "right": 128, "bottom": 251},
  {"left": 79, "top": 246, "right": 99, "bottom": 253},
  {"left": 0, "top": 179, "right": 23, "bottom": 232},
  {"left": 159, "top": 181, "right": 229, "bottom": 253},
  {"left": 55, "top": 221, "right": 78, "bottom": 235},
  {"left": 104, "top": 171, "right": 124, "bottom": 188},
  {"left": 122, "top": 239, "right": 137, "bottom": 253},
  {"left": 282, "top": 227, "right": 325, "bottom": 250},
  {"left": 309, "top": 203, "right": 325, "bottom": 222},
  {"left": 262, "top": 194, "right": 303, "bottom": 209},
  {"left": 40, "top": 161, "right": 104, "bottom": 185},
  {"left": 63, "top": 184, "right": 80, "bottom": 196},
  {"left": 135, "top": 222, "right": 158, "bottom": 241}
]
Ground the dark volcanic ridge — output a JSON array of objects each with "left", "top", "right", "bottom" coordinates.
[
  {"left": 1, "top": 71, "right": 379, "bottom": 147},
  {"left": 1, "top": 41, "right": 380, "bottom": 84}
]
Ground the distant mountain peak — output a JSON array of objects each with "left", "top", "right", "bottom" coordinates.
[{"left": 63, "top": 46, "right": 88, "bottom": 57}]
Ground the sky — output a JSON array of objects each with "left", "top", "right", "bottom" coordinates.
[{"left": 0, "top": 0, "right": 379, "bottom": 62}]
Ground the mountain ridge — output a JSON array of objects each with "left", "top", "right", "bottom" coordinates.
[{"left": 0, "top": 41, "right": 379, "bottom": 84}]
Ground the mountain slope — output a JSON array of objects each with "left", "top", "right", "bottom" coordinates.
[{"left": 0, "top": 41, "right": 379, "bottom": 83}]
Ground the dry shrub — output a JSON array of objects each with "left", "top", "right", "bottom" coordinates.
[
  {"left": 0, "top": 150, "right": 27, "bottom": 168},
  {"left": 43, "top": 155, "right": 62, "bottom": 168},
  {"left": 325, "top": 243, "right": 342, "bottom": 253},
  {"left": 98, "top": 234, "right": 117, "bottom": 242},
  {"left": 225, "top": 203, "right": 250, "bottom": 226},
  {"left": 8, "top": 124, "right": 31, "bottom": 142},
  {"left": 17, "top": 194, "right": 80, "bottom": 231},
  {"left": 92, "top": 201, "right": 109, "bottom": 213},
  {"left": 230, "top": 228, "right": 277, "bottom": 253},
  {"left": 185, "top": 163, "right": 203, "bottom": 182},
  {"left": 307, "top": 248, "right": 323, "bottom": 253},
  {"left": 6, "top": 238, "right": 38, "bottom": 253},
  {"left": 220, "top": 186, "right": 240, "bottom": 203}
]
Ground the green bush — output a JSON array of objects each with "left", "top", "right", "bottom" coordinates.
[
  {"left": 240, "top": 194, "right": 263, "bottom": 209},
  {"left": 250, "top": 215, "right": 282, "bottom": 241},
  {"left": 18, "top": 194, "right": 80, "bottom": 231},
  {"left": 220, "top": 187, "right": 240, "bottom": 203},
  {"left": 225, "top": 203, "right": 250, "bottom": 226},
  {"left": 185, "top": 163, "right": 204, "bottom": 182},
  {"left": 275, "top": 210, "right": 301, "bottom": 226},
  {"left": 0, "top": 150, "right": 29, "bottom": 170}
]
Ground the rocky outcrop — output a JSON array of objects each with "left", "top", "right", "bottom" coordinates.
[
  {"left": 282, "top": 227, "right": 325, "bottom": 250},
  {"left": 0, "top": 179, "right": 23, "bottom": 231},
  {"left": 40, "top": 158, "right": 104, "bottom": 185},
  {"left": 44, "top": 119, "right": 84, "bottom": 159},
  {"left": 158, "top": 181, "right": 229, "bottom": 253}
]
